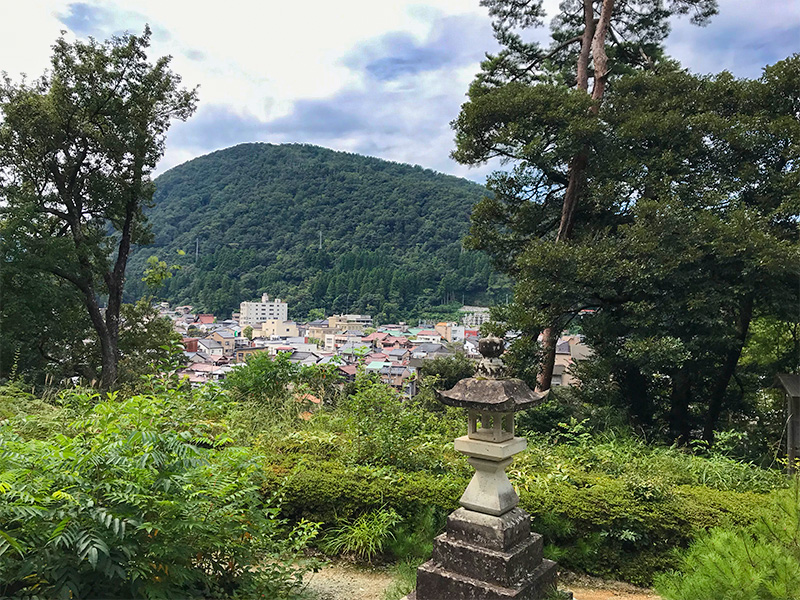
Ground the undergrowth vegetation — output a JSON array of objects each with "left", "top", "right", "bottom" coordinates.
[
  {"left": 0, "top": 384, "right": 320, "bottom": 599},
  {"left": 0, "top": 355, "right": 794, "bottom": 596}
]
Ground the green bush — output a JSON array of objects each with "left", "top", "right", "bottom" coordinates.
[
  {"left": 265, "top": 460, "right": 464, "bottom": 526},
  {"left": 221, "top": 351, "right": 339, "bottom": 408},
  {"left": 307, "top": 374, "right": 464, "bottom": 473},
  {"left": 0, "top": 393, "right": 320, "bottom": 599},
  {"left": 656, "top": 483, "right": 800, "bottom": 600}
]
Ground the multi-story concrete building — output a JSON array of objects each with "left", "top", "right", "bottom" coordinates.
[{"left": 239, "top": 294, "right": 288, "bottom": 327}]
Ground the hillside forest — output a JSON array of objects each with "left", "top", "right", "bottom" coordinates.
[{"left": 124, "top": 143, "right": 511, "bottom": 322}]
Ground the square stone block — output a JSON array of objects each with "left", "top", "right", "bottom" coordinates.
[
  {"left": 455, "top": 435, "right": 527, "bottom": 460},
  {"left": 413, "top": 558, "right": 558, "bottom": 600},
  {"left": 432, "top": 531, "right": 544, "bottom": 588},
  {"left": 447, "top": 507, "right": 530, "bottom": 551}
]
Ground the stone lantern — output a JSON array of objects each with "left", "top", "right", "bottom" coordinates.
[{"left": 404, "top": 336, "right": 559, "bottom": 600}]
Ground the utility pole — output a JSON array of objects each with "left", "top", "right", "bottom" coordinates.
[
  {"left": 195, "top": 238, "right": 199, "bottom": 264},
  {"left": 319, "top": 230, "right": 323, "bottom": 250}
]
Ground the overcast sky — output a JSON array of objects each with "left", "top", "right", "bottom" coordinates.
[{"left": 2, "top": 1, "right": 799, "bottom": 183}]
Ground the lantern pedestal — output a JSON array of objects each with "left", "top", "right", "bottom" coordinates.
[
  {"left": 406, "top": 436, "right": 557, "bottom": 599},
  {"left": 405, "top": 507, "right": 557, "bottom": 600}
]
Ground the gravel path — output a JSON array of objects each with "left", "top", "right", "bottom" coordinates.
[{"left": 303, "top": 563, "right": 660, "bottom": 600}]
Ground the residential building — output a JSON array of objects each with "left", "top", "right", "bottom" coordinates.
[
  {"left": 209, "top": 330, "right": 236, "bottom": 355},
  {"left": 380, "top": 364, "right": 415, "bottom": 391},
  {"left": 551, "top": 335, "right": 593, "bottom": 387},
  {"left": 328, "top": 314, "right": 373, "bottom": 333},
  {"left": 233, "top": 347, "right": 266, "bottom": 363},
  {"left": 197, "top": 339, "right": 224, "bottom": 357},
  {"left": 415, "top": 329, "right": 443, "bottom": 344},
  {"left": 258, "top": 319, "right": 299, "bottom": 338},
  {"left": 239, "top": 294, "right": 288, "bottom": 327}
]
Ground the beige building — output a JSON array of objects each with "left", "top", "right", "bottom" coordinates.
[
  {"left": 552, "top": 335, "right": 593, "bottom": 387},
  {"left": 259, "top": 319, "right": 299, "bottom": 339},
  {"left": 240, "top": 294, "right": 288, "bottom": 327},
  {"left": 328, "top": 314, "right": 373, "bottom": 333},
  {"left": 209, "top": 330, "right": 236, "bottom": 355}
]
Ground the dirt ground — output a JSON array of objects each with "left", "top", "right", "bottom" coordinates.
[
  {"left": 303, "top": 563, "right": 394, "bottom": 600},
  {"left": 303, "top": 563, "right": 660, "bottom": 600}
]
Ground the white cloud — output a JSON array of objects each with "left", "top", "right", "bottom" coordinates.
[{"left": 3, "top": 0, "right": 799, "bottom": 184}]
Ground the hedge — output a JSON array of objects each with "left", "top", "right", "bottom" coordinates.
[{"left": 263, "top": 460, "right": 774, "bottom": 585}]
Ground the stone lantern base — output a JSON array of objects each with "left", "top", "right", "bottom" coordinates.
[{"left": 403, "top": 507, "right": 557, "bottom": 600}]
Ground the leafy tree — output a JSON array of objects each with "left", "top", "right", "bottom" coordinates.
[
  {"left": 453, "top": 0, "right": 717, "bottom": 389},
  {"left": 471, "top": 60, "right": 800, "bottom": 443},
  {"left": 418, "top": 353, "right": 475, "bottom": 392},
  {"left": 243, "top": 325, "right": 254, "bottom": 340},
  {"left": 0, "top": 28, "right": 197, "bottom": 390},
  {"left": 116, "top": 300, "right": 184, "bottom": 391},
  {"left": 0, "top": 219, "right": 95, "bottom": 382},
  {"left": 141, "top": 252, "right": 184, "bottom": 294}
]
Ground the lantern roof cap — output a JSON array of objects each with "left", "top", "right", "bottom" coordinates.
[{"left": 436, "top": 336, "right": 549, "bottom": 412}]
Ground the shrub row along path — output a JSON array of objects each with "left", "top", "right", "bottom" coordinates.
[{"left": 303, "top": 563, "right": 660, "bottom": 600}]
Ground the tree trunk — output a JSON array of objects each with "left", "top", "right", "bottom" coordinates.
[
  {"left": 538, "top": 0, "right": 614, "bottom": 390},
  {"left": 669, "top": 366, "right": 692, "bottom": 445},
  {"left": 702, "top": 294, "right": 754, "bottom": 443},
  {"left": 536, "top": 326, "right": 558, "bottom": 391},
  {"left": 621, "top": 365, "right": 652, "bottom": 426}
]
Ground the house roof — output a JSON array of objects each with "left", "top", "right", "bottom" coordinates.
[
  {"left": 416, "top": 343, "right": 446, "bottom": 353},
  {"left": 380, "top": 365, "right": 410, "bottom": 376},
  {"left": 197, "top": 314, "right": 215, "bottom": 324},
  {"left": 199, "top": 339, "right": 222, "bottom": 349},
  {"left": 416, "top": 330, "right": 439, "bottom": 336},
  {"left": 338, "top": 364, "right": 358, "bottom": 375},
  {"left": 339, "top": 343, "right": 370, "bottom": 354},
  {"left": 387, "top": 348, "right": 409, "bottom": 356},
  {"left": 362, "top": 331, "right": 389, "bottom": 341},
  {"left": 366, "top": 360, "right": 391, "bottom": 370}
]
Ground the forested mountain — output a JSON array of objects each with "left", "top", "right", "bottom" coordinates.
[{"left": 125, "top": 143, "right": 508, "bottom": 321}]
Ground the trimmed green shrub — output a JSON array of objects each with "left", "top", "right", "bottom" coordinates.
[{"left": 264, "top": 456, "right": 778, "bottom": 585}]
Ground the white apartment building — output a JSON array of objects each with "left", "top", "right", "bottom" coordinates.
[{"left": 239, "top": 294, "right": 288, "bottom": 327}]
